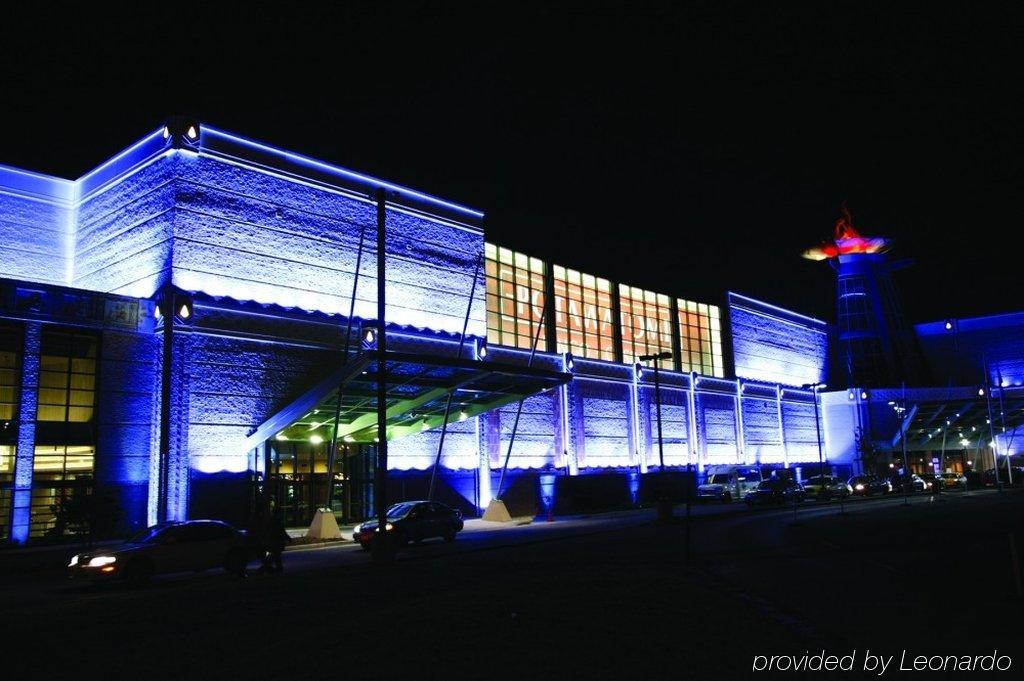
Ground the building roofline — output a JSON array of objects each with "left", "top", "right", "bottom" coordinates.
[{"left": 0, "top": 120, "right": 486, "bottom": 228}]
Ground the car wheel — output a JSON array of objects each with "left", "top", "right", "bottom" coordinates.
[
  {"left": 123, "top": 558, "right": 154, "bottom": 584},
  {"left": 358, "top": 541, "right": 370, "bottom": 551},
  {"left": 223, "top": 548, "right": 247, "bottom": 575}
]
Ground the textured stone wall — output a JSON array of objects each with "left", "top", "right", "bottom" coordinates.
[
  {"left": 0, "top": 176, "right": 72, "bottom": 286},
  {"left": 729, "top": 293, "right": 828, "bottom": 387}
]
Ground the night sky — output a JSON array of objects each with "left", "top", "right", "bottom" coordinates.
[{"left": 2, "top": 2, "right": 1021, "bottom": 322}]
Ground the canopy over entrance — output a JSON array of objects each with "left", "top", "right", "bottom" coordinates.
[
  {"left": 242, "top": 350, "right": 570, "bottom": 451},
  {"left": 884, "top": 387, "right": 1024, "bottom": 452}
]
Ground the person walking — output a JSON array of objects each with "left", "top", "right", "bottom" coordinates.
[{"left": 262, "top": 506, "right": 291, "bottom": 574}]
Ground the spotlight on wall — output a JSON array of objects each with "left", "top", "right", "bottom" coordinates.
[
  {"left": 154, "top": 304, "right": 162, "bottom": 319},
  {"left": 634, "top": 363, "right": 644, "bottom": 380},
  {"left": 978, "top": 387, "right": 985, "bottom": 397},
  {"left": 458, "top": 410, "right": 468, "bottom": 422},
  {"left": 476, "top": 338, "right": 488, "bottom": 360},
  {"left": 162, "top": 126, "right": 170, "bottom": 140},
  {"left": 563, "top": 352, "right": 575, "bottom": 372},
  {"left": 186, "top": 125, "right": 198, "bottom": 140},
  {"left": 310, "top": 434, "right": 324, "bottom": 445},
  {"left": 848, "top": 390, "right": 855, "bottom": 401},
  {"left": 861, "top": 390, "right": 868, "bottom": 400},
  {"left": 361, "top": 326, "right": 378, "bottom": 349},
  {"left": 174, "top": 297, "right": 193, "bottom": 322},
  {"left": 944, "top": 320, "right": 954, "bottom": 331}
]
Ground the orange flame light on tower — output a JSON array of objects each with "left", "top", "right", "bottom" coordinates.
[{"left": 802, "top": 207, "right": 891, "bottom": 261}]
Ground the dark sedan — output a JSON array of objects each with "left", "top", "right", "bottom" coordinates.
[
  {"left": 889, "top": 473, "right": 926, "bottom": 494},
  {"left": 744, "top": 479, "right": 805, "bottom": 507},
  {"left": 353, "top": 501, "right": 464, "bottom": 550},
  {"left": 849, "top": 475, "right": 892, "bottom": 496},
  {"left": 67, "top": 520, "right": 250, "bottom": 582}
]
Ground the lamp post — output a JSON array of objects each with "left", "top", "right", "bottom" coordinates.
[
  {"left": 640, "top": 351, "right": 674, "bottom": 523},
  {"left": 801, "top": 382, "right": 828, "bottom": 481},
  {"left": 890, "top": 389, "right": 911, "bottom": 507}
]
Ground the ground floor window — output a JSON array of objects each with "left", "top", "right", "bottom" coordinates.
[
  {"left": 30, "top": 445, "right": 96, "bottom": 538},
  {"left": 0, "top": 445, "right": 12, "bottom": 540}
]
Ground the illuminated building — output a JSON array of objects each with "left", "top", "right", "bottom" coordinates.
[{"left": 2, "top": 119, "right": 1017, "bottom": 546}]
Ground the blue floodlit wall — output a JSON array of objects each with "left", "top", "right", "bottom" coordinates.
[
  {"left": 916, "top": 312, "right": 1024, "bottom": 388},
  {"left": 728, "top": 292, "right": 829, "bottom": 387},
  {"left": 0, "top": 124, "right": 486, "bottom": 336},
  {"left": 0, "top": 166, "right": 74, "bottom": 286}
]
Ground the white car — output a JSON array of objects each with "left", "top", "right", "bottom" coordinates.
[
  {"left": 697, "top": 467, "right": 762, "bottom": 503},
  {"left": 67, "top": 520, "right": 251, "bottom": 582}
]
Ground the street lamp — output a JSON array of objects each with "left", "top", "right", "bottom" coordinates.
[
  {"left": 801, "top": 382, "right": 828, "bottom": 482},
  {"left": 891, "top": 394, "right": 911, "bottom": 506},
  {"left": 640, "top": 351, "right": 674, "bottom": 522}
]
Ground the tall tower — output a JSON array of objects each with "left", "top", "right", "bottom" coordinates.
[{"left": 803, "top": 209, "right": 924, "bottom": 388}]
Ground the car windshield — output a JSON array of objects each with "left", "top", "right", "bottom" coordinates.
[
  {"left": 386, "top": 502, "right": 418, "bottom": 520},
  {"left": 708, "top": 474, "right": 732, "bottom": 484}
]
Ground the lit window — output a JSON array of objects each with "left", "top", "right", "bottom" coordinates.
[
  {"left": 485, "top": 243, "right": 546, "bottom": 350},
  {"left": 620, "top": 285, "right": 673, "bottom": 366},
  {"left": 678, "top": 299, "right": 724, "bottom": 377},
  {"left": 553, "top": 266, "right": 615, "bottom": 361}
]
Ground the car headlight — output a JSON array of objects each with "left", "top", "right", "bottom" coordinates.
[
  {"left": 68, "top": 554, "right": 79, "bottom": 567},
  {"left": 855, "top": 484, "right": 864, "bottom": 491},
  {"left": 384, "top": 523, "right": 394, "bottom": 532},
  {"left": 87, "top": 556, "right": 117, "bottom": 567}
]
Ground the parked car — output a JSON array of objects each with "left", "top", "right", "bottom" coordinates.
[
  {"left": 353, "top": 500, "right": 463, "bottom": 550},
  {"left": 889, "top": 473, "right": 927, "bottom": 494},
  {"left": 848, "top": 475, "right": 892, "bottom": 496},
  {"left": 67, "top": 520, "right": 250, "bottom": 582},
  {"left": 982, "top": 467, "right": 1024, "bottom": 486},
  {"left": 697, "top": 466, "right": 763, "bottom": 503},
  {"left": 744, "top": 478, "right": 805, "bottom": 507},
  {"left": 939, "top": 472, "right": 967, "bottom": 490},
  {"left": 801, "top": 475, "right": 852, "bottom": 501},
  {"left": 917, "top": 472, "right": 940, "bottom": 491}
]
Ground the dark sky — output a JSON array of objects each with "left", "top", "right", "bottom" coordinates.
[{"left": 2, "top": 2, "right": 1022, "bottom": 322}]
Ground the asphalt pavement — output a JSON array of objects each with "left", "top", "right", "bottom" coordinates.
[{"left": 1, "top": 488, "right": 1021, "bottom": 680}]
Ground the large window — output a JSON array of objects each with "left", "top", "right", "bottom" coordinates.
[
  {"left": 678, "top": 299, "right": 724, "bottom": 377},
  {"left": 553, "top": 266, "right": 616, "bottom": 361},
  {"left": 485, "top": 243, "right": 547, "bottom": 349},
  {"left": 31, "top": 329, "right": 98, "bottom": 538},
  {"left": 619, "top": 285, "right": 674, "bottom": 366}
]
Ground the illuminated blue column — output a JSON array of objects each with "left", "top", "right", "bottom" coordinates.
[
  {"left": 10, "top": 322, "right": 41, "bottom": 544},
  {"left": 557, "top": 382, "right": 580, "bottom": 475},
  {"left": 735, "top": 381, "right": 747, "bottom": 465},
  {"left": 476, "top": 415, "right": 492, "bottom": 509}
]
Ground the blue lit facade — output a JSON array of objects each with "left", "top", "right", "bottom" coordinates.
[{"left": 14, "top": 119, "right": 1016, "bottom": 544}]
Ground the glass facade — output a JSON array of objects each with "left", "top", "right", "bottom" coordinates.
[
  {"left": 485, "top": 243, "right": 547, "bottom": 350},
  {"left": 619, "top": 285, "right": 674, "bottom": 366},
  {"left": 31, "top": 329, "right": 98, "bottom": 538},
  {"left": 678, "top": 299, "right": 724, "bottom": 377},
  {"left": 553, "top": 265, "right": 616, "bottom": 361}
]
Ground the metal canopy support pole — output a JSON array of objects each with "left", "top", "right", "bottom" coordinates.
[
  {"left": 496, "top": 304, "right": 548, "bottom": 500},
  {"left": 428, "top": 254, "right": 483, "bottom": 501},
  {"left": 373, "top": 188, "right": 390, "bottom": 554},
  {"left": 325, "top": 223, "right": 367, "bottom": 519},
  {"left": 995, "top": 371, "right": 1013, "bottom": 486},
  {"left": 984, "top": 355, "right": 1002, "bottom": 490}
]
